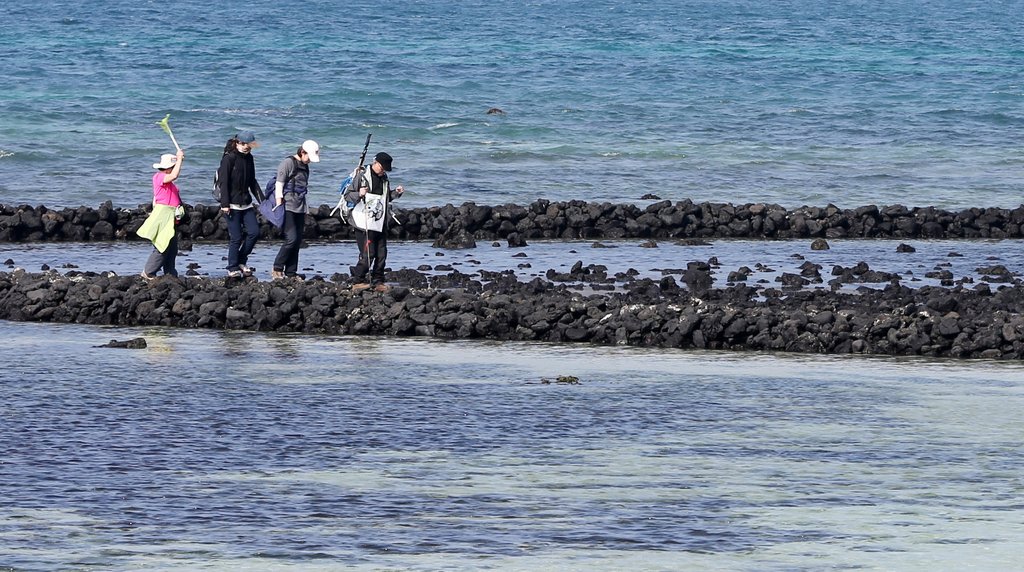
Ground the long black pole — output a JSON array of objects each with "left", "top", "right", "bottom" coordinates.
[
  {"left": 356, "top": 133, "right": 372, "bottom": 170},
  {"left": 356, "top": 134, "right": 373, "bottom": 284},
  {"left": 331, "top": 133, "right": 372, "bottom": 217}
]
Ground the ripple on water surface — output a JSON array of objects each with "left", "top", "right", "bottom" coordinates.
[
  {"left": 2, "top": 237, "right": 1022, "bottom": 291},
  {"left": 1, "top": 322, "right": 1023, "bottom": 570}
]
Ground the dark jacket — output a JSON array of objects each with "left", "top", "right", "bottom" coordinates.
[
  {"left": 343, "top": 165, "right": 401, "bottom": 231},
  {"left": 217, "top": 150, "right": 260, "bottom": 208}
]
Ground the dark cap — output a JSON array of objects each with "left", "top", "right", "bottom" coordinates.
[
  {"left": 236, "top": 130, "right": 257, "bottom": 144},
  {"left": 374, "top": 152, "right": 394, "bottom": 172}
]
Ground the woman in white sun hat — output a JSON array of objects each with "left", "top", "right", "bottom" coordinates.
[{"left": 137, "top": 148, "right": 185, "bottom": 279}]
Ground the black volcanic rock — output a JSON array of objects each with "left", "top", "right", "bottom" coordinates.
[
  {"left": 3, "top": 200, "right": 1024, "bottom": 243},
  {"left": 4, "top": 265, "right": 1019, "bottom": 359}
]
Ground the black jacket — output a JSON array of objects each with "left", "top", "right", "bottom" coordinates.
[{"left": 217, "top": 150, "right": 260, "bottom": 208}]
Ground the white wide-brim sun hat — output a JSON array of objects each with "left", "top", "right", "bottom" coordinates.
[{"left": 153, "top": 153, "right": 177, "bottom": 170}]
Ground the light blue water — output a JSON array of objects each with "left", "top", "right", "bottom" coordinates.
[
  {"left": 1, "top": 321, "right": 1023, "bottom": 570},
  {"left": 1, "top": 0, "right": 1022, "bottom": 210}
]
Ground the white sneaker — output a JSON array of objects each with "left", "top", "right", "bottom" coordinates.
[
  {"left": 227, "top": 270, "right": 243, "bottom": 278},
  {"left": 240, "top": 265, "right": 255, "bottom": 276}
]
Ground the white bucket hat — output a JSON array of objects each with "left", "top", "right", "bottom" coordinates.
[
  {"left": 301, "top": 140, "right": 320, "bottom": 163},
  {"left": 152, "top": 153, "right": 177, "bottom": 170}
]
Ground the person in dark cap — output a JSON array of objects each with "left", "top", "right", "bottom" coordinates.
[
  {"left": 216, "top": 130, "right": 262, "bottom": 277},
  {"left": 343, "top": 151, "right": 405, "bottom": 291}
]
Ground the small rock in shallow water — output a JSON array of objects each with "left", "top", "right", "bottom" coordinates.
[
  {"left": 541, "top": 375, "right": 581, "bottom": 385},
  {"left": 95, "top": 338, "right": 147, "bottom": 349},
  {"left": 507, "top": 232, "right": 528, "bottom": 248}
]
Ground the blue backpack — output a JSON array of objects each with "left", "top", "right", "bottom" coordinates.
[{"left": 338, "top": 173, "right": 359, "bottom": 210}]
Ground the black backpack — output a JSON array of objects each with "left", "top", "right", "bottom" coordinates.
[{"left": 214, "top": 155, "right": 275, "bottom": 203}]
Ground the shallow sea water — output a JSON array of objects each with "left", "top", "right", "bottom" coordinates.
[
  {"left": 1, "top": 321, "right": 1022, "bottom": 570},
  {"left": 1, "top": 236, "right": 1021, "bottom": 291},
  {"left": 2, "top": 0, "right": 1023, "bottom": 209}
]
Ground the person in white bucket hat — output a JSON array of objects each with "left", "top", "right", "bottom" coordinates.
[
  {"left": 137, "top": 148, "right": 185, "bottom": 280},
  {"left": 271, "top": 140, "right": 319, "bottom": 279}
]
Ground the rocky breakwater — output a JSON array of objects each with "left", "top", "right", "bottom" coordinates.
[
  {"left": 3, "top": 199, "right": 1024, "bottom": 243},
  {"left": 2, "top": 269, "right": 1023, "bottom": 360}
]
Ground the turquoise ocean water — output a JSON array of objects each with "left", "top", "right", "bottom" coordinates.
[
  {"left": 1, "top": 0, "right": 1022, "bottom": 209},
  {"left": 3, "top": 2, "right": 1024, "bottom": 570}
]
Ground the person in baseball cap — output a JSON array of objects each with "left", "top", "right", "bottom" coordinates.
[
  {"left": 270, "top": 140, "right": 320, "bottom": 279},
  {"left": 217, "top": 130, "right": 263, "bottom": 277},
  {"left": 345, "top": 149, "right": 405, "bottom": 292}
]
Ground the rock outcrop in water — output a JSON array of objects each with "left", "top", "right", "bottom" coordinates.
[
  {"left": 2, "top": 200, "right": 1024, "bottom": 243},
  {"left": 95, "top": 337, "right": 147, "bottom": 349},
  {"left": 2, "top": 269, "right": 1022, "bottom": 360}
]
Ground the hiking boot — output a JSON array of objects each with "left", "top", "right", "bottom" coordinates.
[
  {"left": 352, "top": 283, "right": 371, "bottom": 292},
  {"left": 271, "top": 270, "right": 286, "bottom": 280},
  {"left": 373, "top": 283, "right": 390, "bottom": 292},
  {"left": 227, "top": 270, "right": 243, "bottom": 278}
]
